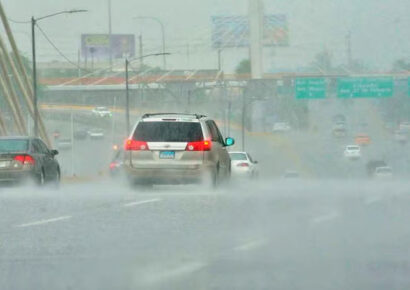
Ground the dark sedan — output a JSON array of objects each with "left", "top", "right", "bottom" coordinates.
[{"left": 0, "top": 137, "right": 60, "bottom": 186}]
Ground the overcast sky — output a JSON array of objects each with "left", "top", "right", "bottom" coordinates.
[{"left": 2, "top": 0, "right": 409, "bottom": 72}]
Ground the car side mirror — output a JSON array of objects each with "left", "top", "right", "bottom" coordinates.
[
  {"left": 51, "top": 149, "right": 59, "bottom": 156},
  {"left": 225, "top": 137, "right": 235, "bottom": 147}
]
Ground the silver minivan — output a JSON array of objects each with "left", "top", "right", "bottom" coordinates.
[{"left": 123, "top": 113, "right": 235, "bottom": 187}]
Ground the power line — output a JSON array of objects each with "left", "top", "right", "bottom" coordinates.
[
  {"left": 35, "top": 23, "right": 89, "bottom": 72},
  {"left": 7, "top": 18, "right": 30, "bottom": 24}
]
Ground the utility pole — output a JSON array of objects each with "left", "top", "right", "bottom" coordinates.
[
  {"left": 125, "top": 58, "right": 130, "bottom": 134},
  {"left": 77, "top": 49, "right": 81, "bottom": 78},
  {"left": 70, "top": 110, "right": 75, "bottom": 176},
  {"left": 160, "top": 22, "right": 166, "bottom": 70},
  {"left": 108, "top": 0, "right": 113, "bottom": 68},
  {"left": 31, "top": 16, "right": 38, "bottom": 137},
  {"left": 227, "top": 94, "right": 232, "bottom": 136},
  {"left": 134, "top": 17, "right": 167, "bottom": 70},
  {"left": 139, "top": 34, "right": 143, "bottom": 70},
  {"left": 217, "top": 48, "right": 222, "bottom": 71},
  {"left": 249, "top": 0, "right": 264, "bottom": 79},
  {"left": 346, "top": 31, "right": 352, "bottom": 70},
  {"left": 186, "top": 43, "right": 190, "bottom": 68},
  {"left": 124, "top": 52, "right": 171, "bottom": 135},
  {"left": 241, "top": 89, "right": 246, "bottom": 151},
  {"left": 186, "top": 90, "right": 191, "bottom": 113}
]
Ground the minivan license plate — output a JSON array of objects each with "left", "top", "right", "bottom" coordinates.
[{"left": 159, "top": 151, "right": 175, "bottom": 159}]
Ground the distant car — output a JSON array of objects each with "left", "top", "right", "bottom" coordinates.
[
  {"left": 344, "top": 145, "right": 361, "bottom": 160},
  {"left": 394, "top": 130, "right": 407, "bottom": 144},
  {"left": 332, "top": 114, "right": 346, "bottom": 123},
  {"left": 109, "top": 148, "right": 123, "bottom": 177},
  {"left": 91, "top": 107, "right": 112, "bottom": 118},
  {"left": 333, "top": 127, "right": 347, "bottom": 138},
  {"left": 374, "top": 166, "right": 393, "bottom": 179},
  {"left": 283, "top": 170, "right": 300, "bottom": 179},
  {"left": 355, "top": 134, "right": 371, "bottom": 145},
  {"left": 0, "top": 136, "right": 60, "bottom": 186},
  {"left": 273, "top": 122, "right": 291, "bottom": 133},
  {"left": 358, "top": 121, "right": 368, "bottom": 129},
  {"left": 229, "top": 151, "right": 259, "bottom": 179},
  {"left": 366, "top": 160, "right": 387, "bottom": 177},
  {"left": 334, "top": 122, "right": 346, "bottom": 128},
  {"left": 52, "top": 130, "right": 60, "bottom": 140},
  {"left": 74, "top": 129, "right": 88, "bottom": 140},
  {"left": 88, "top": 128, "right": 105, "bottom": 139},
  {"left": 57, "top": 138, "right": 72, "bottom": 150}
]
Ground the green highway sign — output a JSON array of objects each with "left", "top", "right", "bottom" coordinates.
[
  {"left": 337, "top": 77, "right": 393, "bottom": 98},
  {"left": 295, "top": 78, "right": 326, "bottom": 99}
]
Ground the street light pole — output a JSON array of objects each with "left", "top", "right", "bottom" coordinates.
[
  {"left": 159, "top": 21, "right": 166, "bottom": 70},
  {"left": 31, "top": 9, "right": 87, "bottom": 138},
  {"left": 124, "top": 52, "right": 170, "bottom": 135},
  {"left": 125, "top": 58, "right": 130, "bottom": 135},
  {"left": 108, "top": 0, "right": 113, "bottom": 68},
  {"left": 31, "top": 16, "right": 38, "bottom": 137},
  {"left": 218, "top": 48, "right": 222, "bottom": 71},
  {"left": 241, "top": 90, "right": 246, "bottom": 151}
]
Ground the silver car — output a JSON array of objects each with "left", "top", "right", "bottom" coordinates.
[{"left": 123, "top": 113, "right": 235, "bottom": 187}]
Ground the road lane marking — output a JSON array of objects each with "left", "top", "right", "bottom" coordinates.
[
  {"left": 16, "top": 215, "right": 72, "bottom": 228},
  {"left": 141, "top": 262, "right": 207, "bottom": 285},
  {"left": 123, "top": 198, "right": 162, "bottom": 208},
  {"left": 364, "top": 196, "right": 382, "bottom": 205},
  {"left": 233, "top": 239, "right": 267, "bottom": 252},
  {"left": 311, "top": 211, "right": 339, "bottom": 224}
]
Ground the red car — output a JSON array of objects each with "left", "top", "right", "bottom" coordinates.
[{"left": 355, "top": 134, "right": 371, "bottom": 145}]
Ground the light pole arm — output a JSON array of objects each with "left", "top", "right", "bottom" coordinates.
[{"left": 35, "top": 9, "right": 88, "bottom": 22}]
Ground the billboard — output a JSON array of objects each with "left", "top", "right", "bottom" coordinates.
[
  {"left": 81, "top": 34, "right": 135, "bottom": 60},
  {"left": 211, "top": 15, "right": 289, "bottom": 49}
]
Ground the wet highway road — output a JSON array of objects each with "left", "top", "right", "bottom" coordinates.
[{"left": 1, "top": 180, "right": 410, "bottom": 290}]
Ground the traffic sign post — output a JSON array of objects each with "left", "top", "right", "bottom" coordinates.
[
  {"left": 408, "top": 77, "right": 410, "bottom": 97},
  {"left": 337, "top": 77, "right": 393, "bottom": 98},
  {"left": 295, "top": 78, "right": 326, "bottom": 99}
]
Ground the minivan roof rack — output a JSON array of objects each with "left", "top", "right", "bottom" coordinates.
[{"left": 142, "top": 113, "right": 207, "bottom": 119}]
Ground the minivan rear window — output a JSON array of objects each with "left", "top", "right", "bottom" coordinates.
[
  {"left": 134, "top": 122, "right": 203, "bottom": 142},
  {"left": 229, "top": 153, "right": 248, "bottom": 160},
  {"left": 0, "top": 139, "right": 28, "bottom": 153}
]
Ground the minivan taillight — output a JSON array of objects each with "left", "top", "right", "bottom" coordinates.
[
  {"left": 185, "top": 140, "right": 212, "bottom": 151},
  {"left": 14, "top": 155, "right": 35, "bottom": 165},
  {"left": 237, "top": 162, "right": 249, "bottom": 167},
  {"left": 124, "top": 139, "right": 149, "bottom": 151}
]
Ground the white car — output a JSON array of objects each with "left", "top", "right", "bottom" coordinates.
[
  {"left": 374, "top": 166, "right": 393, "bottom": 178},
  {"left": 273, "top": 122, "right": 291, "bottom": 133},
  {"left": 88, "top": 128, "right": 105, "bottom": 139},
  {"left": 229, "top": 152, "right": 259, "bottom": 178},
  {"left": 399, "top": 121, "right": 410, "bottom": 132},
  {"left": 344, "top": 145, "right": 361, "bottom": 159},
  {"left": 92, "top": 107, "right": 112, "bottom": 118},
  {"left": 57, "top": 138, "right": 72, "bottom": 150}
]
